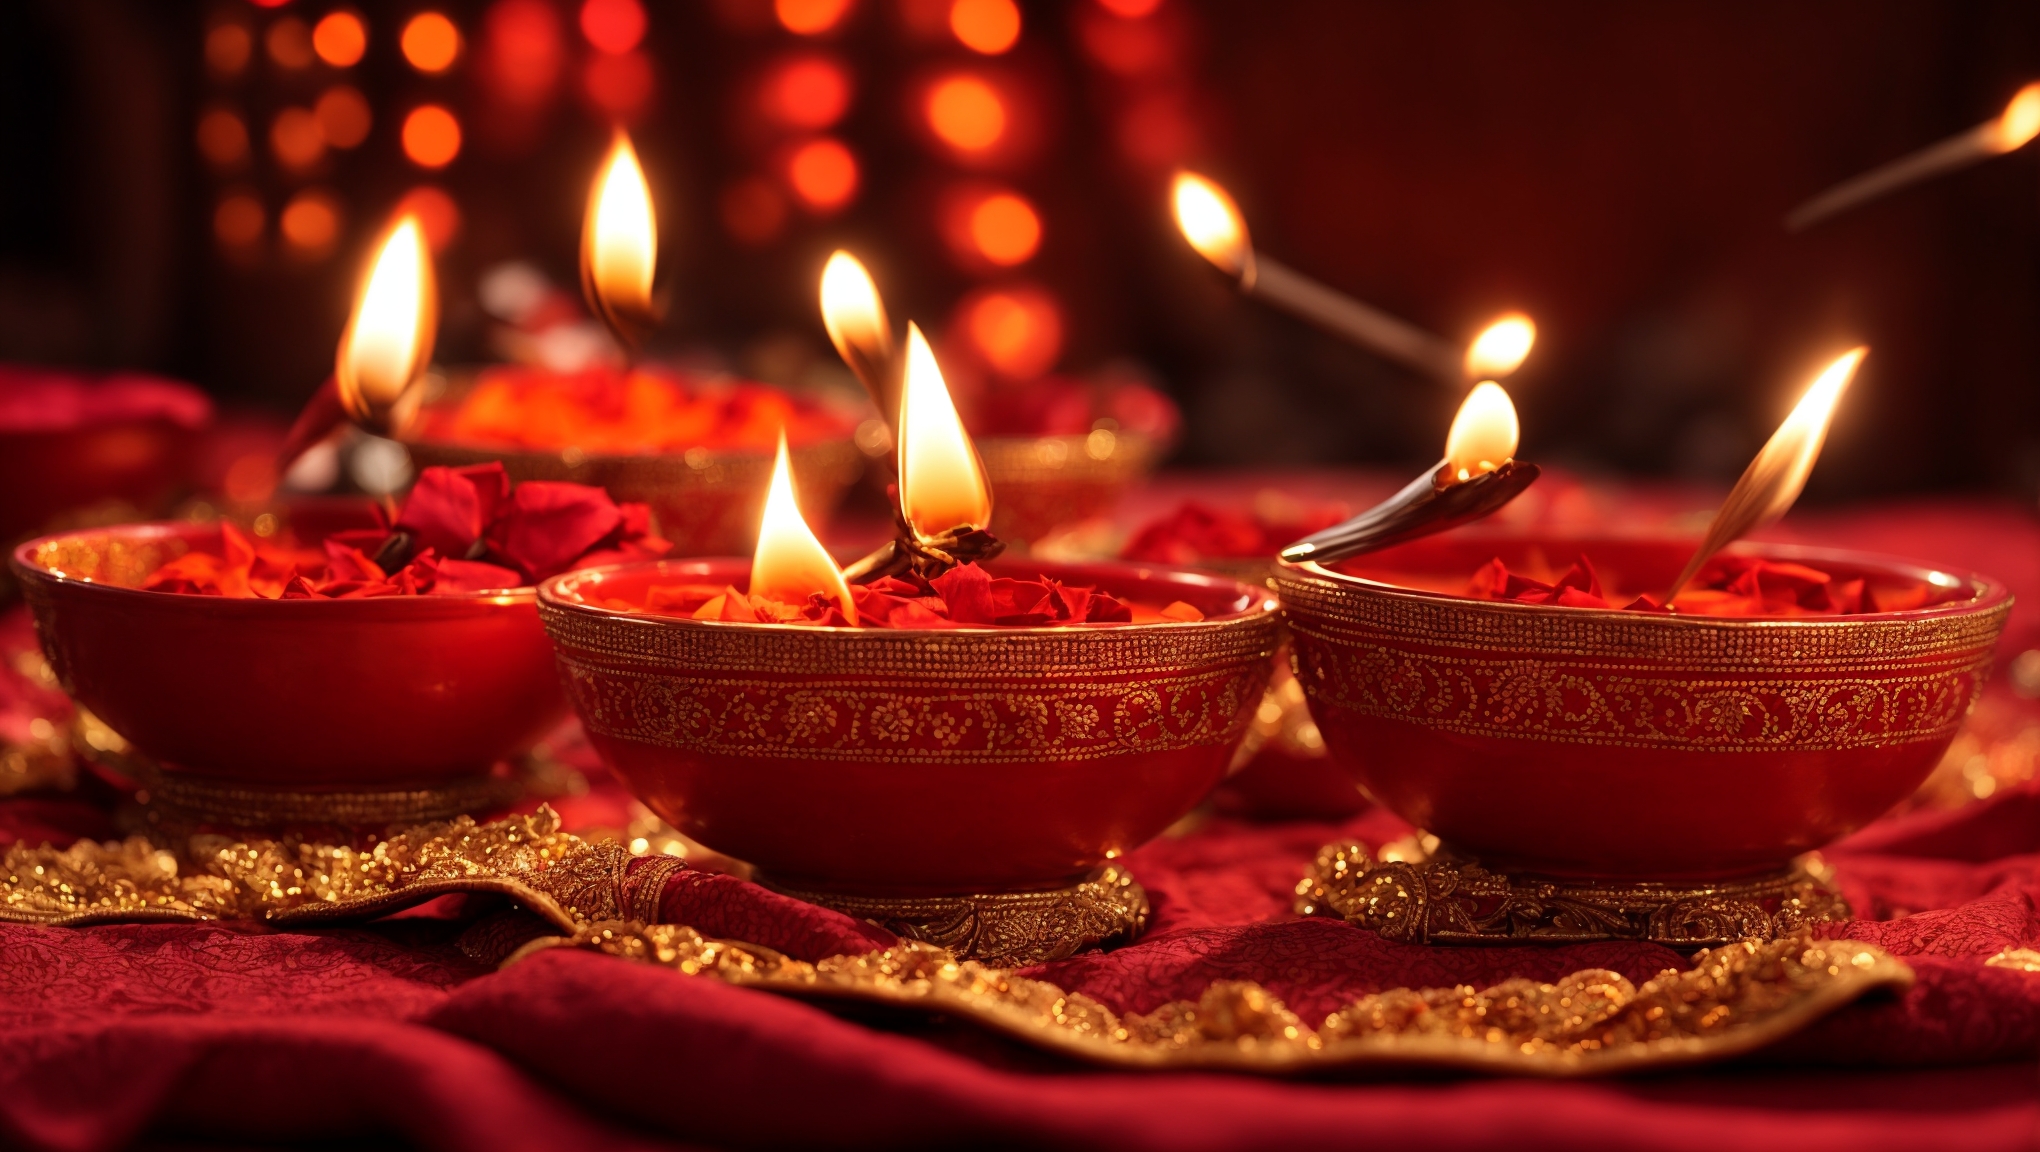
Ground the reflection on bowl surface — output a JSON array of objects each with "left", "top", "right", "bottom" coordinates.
[
  {"left": 1274, "top": 534, "right": 2012, "bottom": 879},
  {"left": 11, "top": 522, "right": 566, "bottom": 787},
  {"left": 540, "top": 557, "right": 1279, "bottom": 894}
]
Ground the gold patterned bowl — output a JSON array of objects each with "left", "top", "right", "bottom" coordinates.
[
  {"left": 978, "top": 431, "right": 1162, "bottom": 545},
  {"left": 1273, "top": 535, "right": 2011, "bottom": 880},
  {"left": 538, "top": 557, "right": 1279, "bottom": 895},
  {"left": 403, "top": 437, "right": 864, "bottom": 559}
]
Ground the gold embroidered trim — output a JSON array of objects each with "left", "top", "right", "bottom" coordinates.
[
  {"left": 0, "top": 806, "right": 628, "bottom": 930},
  {"left": 760, "top": 865, "right": 1149, "bottom": 966},
  {"left": 0, "top": 806, "right": 1912, "bottom": 1075},
  {"left": 1273, "top": 564, "right": 2010, "bottom": 669},
  {"left": 517, "top": 925, "right": 1910, "bottom": 1076}
]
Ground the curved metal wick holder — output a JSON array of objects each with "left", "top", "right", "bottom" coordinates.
[{"left": 1280, "top": 459, "right": 1540, "bottom": 565}]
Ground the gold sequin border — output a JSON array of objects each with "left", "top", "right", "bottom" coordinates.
[
  {"left": 1273, "top": 566, "right": 2010, "bottom": 671},
  {"left": 520, "top": 925, "right": 1911, "bottom": 1077}
]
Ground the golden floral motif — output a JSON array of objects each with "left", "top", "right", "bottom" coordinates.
[
  {"left": 558, "top": 663, "right": 1264, "bottom": 765},
  {"left": 1296, "top": 841, "right": 1850, "bottom": 946},
  {"left": 524, "top": 924, "right": 1910, "bottom": 1075},
  {"left": 762, "top": 865, "right": 1149, "bottom": 966},
  {"left": 1288, "top": 636, "right": 1990, "bottom": 752}
]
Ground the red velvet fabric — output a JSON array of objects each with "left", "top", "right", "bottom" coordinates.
[{"left": 2, "top": 494, "right": 2038, "bottom": 1150}]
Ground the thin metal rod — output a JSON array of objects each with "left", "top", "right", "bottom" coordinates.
[
  {"left": 1248, "top": 257, "right": 1464, "bottom": 385},
  {"left": 1785, "top": 122, "right": 1998, "bottom": 232}
]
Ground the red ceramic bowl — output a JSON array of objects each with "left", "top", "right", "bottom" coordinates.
[
  {"left": 1273, "top": 535, "right": 2012, "bottom": 880},
  {"left": 11, "top": 522, "right": 567, "bottom": 787},
  {"left": 539, "top": 558, "right": 1280, "bottom": 894}
]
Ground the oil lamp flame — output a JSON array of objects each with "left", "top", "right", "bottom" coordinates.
[
  {"left": 820, "top": 251, "right": 892, "bottom": 369},
  {"left": 1739, "top": 346, "right": 1864, "bottom": 525},
  {"left": 1443, "top": 382, "right": 1520, "bottom": 483},
  {"left": 335, "top": 214, "right": 435, "bottom": 432},
  {"left": 1171, "top": 171, "right": 1253, "bottom": 283},
  {"left": 898, "top": 322, "right": 992, "bottom": 537},
  {"left": 1464, "top": 314, "right": 1536, "bottom": 381},
  {"left": 751, "top": 429, "right": 857, "bottom": 624},
  {"left": 581, "top": 130, "right": 657, "bottom": 344},
  {"left": 1668, "top": 346, "right": 1867, "bottom": 600},
  {"left": 819, "top": 250, "right": 896, "bottom": 425},
  {"left": 1996, "top": 83, "right": 2040, "bottom": 152}
]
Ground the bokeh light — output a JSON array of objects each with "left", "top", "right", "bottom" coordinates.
[
  {"left": 280, "top": 188, "right": 343, "bottom": 258},
  {"left": 312, "top": 11, "right": 367, "bottom": 67},
  {"left": 213, "top": 191, "right": 265, "bottom": 250},
  {"left": 401, "top": 12, "right": 463, "bottom": 73},
  {"left": 205, "top": 23, "right": 253, "bottom": 78},
  {"left": 1096, "top": 0, "right": 1164, "bottom": 16},
  {"left": 397, "top": 185, "right": 462, "bottom": 252},
  {"left": 926, "top": 75, "right": 1006, "bottom": 153},
  {"left": 270, "top": 106, "right": 326, "bottom": 171},
  {"left": 763, "top": 55, "right": 851, "bottom": 130},
  {"left": 314, "top": 85, "right": 372, "bottom": 148},
  {"left": 266, "top": 18, "right": 315, "bottom": 70},
  {"left": 479, "top": 0, "right": 564, "bottom": 107},
  {"left": 196, "top": 107, "right": 250, "bottom": 169},
  {"left": 786, "top": 137, "right": 859, "bottom": 212},
  {"left": 950, "top": 0, "right": 1020, "bottom": 54},
  {"left": 776, "top": 0, "right": 851, "bottom": 35},
  {"left": 583, "top": 50, "right": 654, "bottom": 118},
  {"left": 401, "top": 105, "right": 463, "bottom": 167},
  {"left": 968, "top": 192, "right": 1040, "bottom": 265},
  {"left": 961, "top": 285, "right": 1063, "bottom": 379},
  {"left": 721, "top": 176, "right": 788, "bottom": 245},
  {"left": 579, "top": 0, "right": 647, "bottom": 53}
]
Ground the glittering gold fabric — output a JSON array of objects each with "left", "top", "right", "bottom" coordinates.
[
  {"left": 1297, "top": 841, "right": 1851, "bottom": 946},
  {"left": 0, "top": 806, "right": 1911, "bottom": 1074},
  {"left": 761, "top": 865, "right": 1149, "bottom": 966},
  {"left": 520, "top": 925, "right": 1910, "bottom": 1075}
]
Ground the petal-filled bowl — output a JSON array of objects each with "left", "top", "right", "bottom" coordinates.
[
  {"left": 403, "top": 437, "right": 865, "bottom": 559},
  {"left": 11, "top": 522, "right": 567, "bottom": 789},
  {"left": 1273, "top": 534, "right": 2011, "bottom": 880},
  {"left": 539, "top": 558, "right": 1279, "bottom": 895}
]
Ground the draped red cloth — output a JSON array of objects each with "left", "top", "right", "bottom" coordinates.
[{"left": 2, "top": 495, "right": 2039, "bottom": 1151}]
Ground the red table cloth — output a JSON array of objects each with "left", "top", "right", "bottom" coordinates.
[{"left": 3, "top": 491, "right": 2039, "bottom": 1151}]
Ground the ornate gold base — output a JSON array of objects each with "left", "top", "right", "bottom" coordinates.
[
  {"left": 133, "top": 770, "right": 527, "bottom": 833},
  {"left": 761, "top": 866, "right": 1150, "bottom": 967},
  {"left": 1296, "top": 840, "right": 1849, "bottom": 947}
]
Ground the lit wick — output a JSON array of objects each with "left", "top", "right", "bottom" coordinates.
[
  {"left": 276, "top": 212, "right": 438, "bottom": 472},
  {"left": 1786, "top": 83, "right": 2040, "bottom": 232},
  {"left": 1174, "top": 172, "right": 1520, "bottom": 387},
  {"left": 841, "top": 323, "right": 1005, "bottom": 583},
  {"left": 1664, "top": 347, "right": 1866, "bottom": 602},
  {"left": 581, "top": 129, "right": 661, "bottom": 354},
  {"left": 751, "top": 428, "right": 858, "bottom": 624},
  {"left": 820, "top": 250, "right": 899, "bottom": 434},
  {"left": 1281, "top": 381, "right": 1537, "bottom": 564}
]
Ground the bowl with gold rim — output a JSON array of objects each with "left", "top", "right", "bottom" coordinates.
[
  {"left": 11, "top": 521, "right": 567, "bottom": 796},
  {"left": 538, "top": 556, "right": 1278, "bottom": 897},
  {"left": 1273, "top": 533, "right": 2011, "bottom": 881}
]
